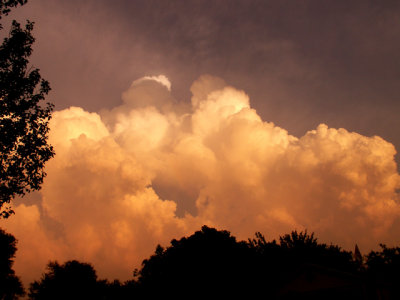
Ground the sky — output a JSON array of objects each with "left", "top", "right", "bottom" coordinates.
[{"left": 1, "top": 0, "right": 400, "bottom": 287}]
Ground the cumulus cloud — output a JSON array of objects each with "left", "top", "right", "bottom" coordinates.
[{"left": 1, "top": 74, "right": 400, "bottom": 286}]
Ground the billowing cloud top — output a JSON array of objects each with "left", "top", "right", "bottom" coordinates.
[
  {"left": 132, "top": 75, "right": 172, "bottom": 91},
  {"left": 2, "top": 75, "right": 400, "bottom": 286}
]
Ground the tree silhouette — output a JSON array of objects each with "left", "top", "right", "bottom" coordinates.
[
  {"left": 0, "top": 0, "right": 54, "bottom": 218},
  {"left": 0, "top": 228, "right": 24, "bottom": 299},
  {"left": 279, "top": 230, "right": 356, "bottom": 271},
  {"left": 133, "top": 227, "right": 364, "bottom": 298},
  {"left": 29, "top": 260, "right": 138, "bottom": 300},
  {"left": 136, "top": 225, "right": 254, "bottom": 297},
  {"left": 249, "top": 230, "right": 356, "bottom": 271},
  {"left": 23, "top": 227, "right": 400, "bottom": 299},
  {"left": 29, "top": 260, "right": 99, "bottom": 300},
  {"left": 248, "top": 230, "right": 361, "bottom": 298},
  {"left": 365, "top": 244, "right": 400, "bottom": 299},
  {"left": 96, "top": 279, "right": 138, "bottom": 300},
  {"left": 0, "top": 1, "right": 26, "bottom": 21}
]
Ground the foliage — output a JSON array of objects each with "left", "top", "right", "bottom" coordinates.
[
  {"left": 364, "top": 244, "right": 400, "bottom": 298},
  {"left": 29, "top": 260, "right": 137, "bottom": 300},
  {"left": 0, "top": 1, "right": 54, "bottom": 218},
  {"left": 136, "top": 225, "right": 253, "bottom": 297},
  {"left": 0, "top": 228, "right": 24, "bottom": 299},
  {"left": 25, "top": 227, "right": 400, "bottom": 299},
  {"left": 250, "top": 230, "right": 356, "bottom": 269},
  {"left": 96, "top": 279, "right": 138, "bottom": 300},
  {"left": 29, "top": 260, "right": 99, "bottom": 300},
  {"left": 248, "top": 230, "right": 359, "bottom": 297},
  {"left": 0, "top": 0, "right": 27, "bottom": 26},
  {"left": 279, "top": 230, "right": 356, "bottom": 270},
  {"left": 365, "top": 244, "right": 400, "bottom": 276}
]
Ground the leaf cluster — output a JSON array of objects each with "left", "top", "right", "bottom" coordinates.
[
  {"left": 0, "top": 6, "right": 54, "bottom": 217},
  {"left": 0, "top": 0, "right": 27, "bottom": 27}
]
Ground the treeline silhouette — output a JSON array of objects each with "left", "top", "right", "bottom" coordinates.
[{"left": 1, "top": 226, "right": 400, "bottom": 299}]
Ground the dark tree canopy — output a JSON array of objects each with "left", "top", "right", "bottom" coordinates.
[
  {"left": 364, "top": 244, "right": 400, "bottom": 298},
  {"left": 136, "top": 225, "right": 253, "bottom": 297},
  {"left": 0, "top": 228, "right": 24, "bottom": 299},
  {"left": 134, "top": 227, "right": 365, "bottom": 298},
  {"left": 0, "top": 0, "right": 27, "bottom": 19},
  {"left": 366, "top": 244, "right": 400, "bottom": 279},
  {"left": 29, "top": 260, "right": 137, "bottom": 300},
  {"left": 24, "top": 226, "right": 400, "bottom": 299},
  {"left": 0, "top": 0, "right": 54, "bottom": 218},
  {"left": 0, "top": 0, "right": 26, "bottom": 24},
  {"left": 249, "top": 230, "right": 357, "bottom": 270},
  {"left": 29, "top": 260, "right": 98, "bottom": 300},
  {"left": 278, "top": 230, "right": 357, "bottom": 271}
]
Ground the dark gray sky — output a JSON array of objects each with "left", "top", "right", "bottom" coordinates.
[{"left": 7, "top": 0, "right": 400, "bottom": 162}]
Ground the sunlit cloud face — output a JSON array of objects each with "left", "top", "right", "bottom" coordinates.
[
  {"left": 2, "top": 75, "right": 400, "bottom": 286},
  {"left": 133, "top": 75, "right": 172, "bottom": 91}
]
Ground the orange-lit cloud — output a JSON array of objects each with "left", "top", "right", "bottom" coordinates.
[{"left": 2, "top": 75, "right": 400, "bottom": 286}]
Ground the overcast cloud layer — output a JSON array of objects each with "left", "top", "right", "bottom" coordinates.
[{"left": 2, "top": 76, "right": 400, "bottom": 286}]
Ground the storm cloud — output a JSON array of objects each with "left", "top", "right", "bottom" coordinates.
[{"left": 2, "top": 76, "right": 399, "bottom": 285}]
